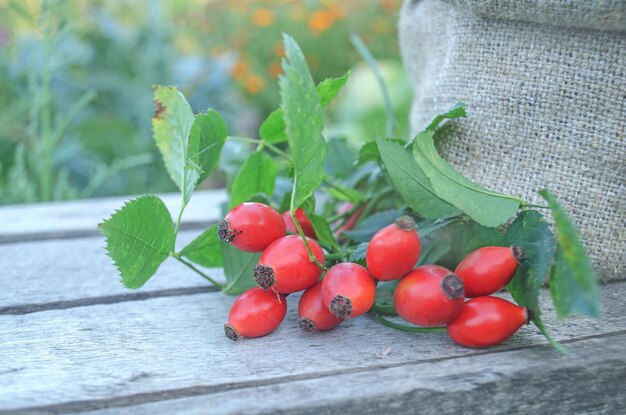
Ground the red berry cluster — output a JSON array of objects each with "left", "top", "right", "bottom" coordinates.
[{"left": 218, "top": 203, "right": 528, "bottom": 348}]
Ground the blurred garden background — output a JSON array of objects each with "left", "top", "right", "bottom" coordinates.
[{"left": 0, "top": 0, "right": 411, "bottom": 205}]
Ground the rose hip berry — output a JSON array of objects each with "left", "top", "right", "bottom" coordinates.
[
  {"left": 447, "top": 296, "right": 530, "bottom": 348},
  {"left": 455, "top": 246, "right": 524, "bottom": 297},
  {"left": 394, "top": 265, "right": 465, "bottom": 327},
  {"left": 321, "top": 262, "right": 375, "bottom": 319},
  {"left": 282, "top": 209, "right": 316, "bottom": 239},
  {"left": 298, "top": 281, "right": 343, "bottom": 333},
  {"left": 366, "top": 216, "right": 421, "bottom": 281},
  {"left": 254, "top": 235, "right": 325, "bottom": 294},
  {"left": 217, "top": 202, "right": 286, "bottom": 252},
  {"left": 224, "top": 287, "right": 287, "bottom": 341}
]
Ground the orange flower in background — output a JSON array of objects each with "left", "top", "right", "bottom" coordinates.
[
  {"left": 230, "top": 60, "right": 249, "bottom": 80},
  {"left": 244, "top": 74, "right": 265, "bottom": 94},
  {"left": 381, "top": 0, "right": 399, "bottom": 11},
  {"left": 267, "top": 61, "right": 283, "bottom": 79},
  {"left": 251, "top": 8, "right": 275, "bottom": 27},
  {"left": 273, "top": 41, "right": 285, "bottom": 57},
  {"left": 308, "top": 10, "right": 335, "bottom": 33}
]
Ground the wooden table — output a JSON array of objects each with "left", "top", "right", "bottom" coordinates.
[{"left": 1, "top": 191, "right": 625, "bottom": 414}]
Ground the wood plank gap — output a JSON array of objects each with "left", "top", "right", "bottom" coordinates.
[
  {"left": 0, "top": 221, "right": 214, "bottom": 245},
  {"left": 0, "top": 286, "right": 217, "bottom": 316},
  {"left": 8, "top": 328, "right": 626, "bottom": 415}
]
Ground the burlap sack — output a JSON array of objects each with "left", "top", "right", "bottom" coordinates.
[{"left": 399, "top": 0, "right": 625, "bottom": 281}]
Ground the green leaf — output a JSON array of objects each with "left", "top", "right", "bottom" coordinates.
[
  {"left": 220, "top": 242, "right": 261, "bottom": 295},
  {"left": 260, "top": 71, "right": 350, "bottom": 144},
  {"left": 424, "top": 102, "right": 467, "bottom": 133},
  {"left": 323, "top": 183, "right": 365, "bottom": 203},
  {"left": 412, "top": 130, "right": 520, "bottom": 227},
  {"left": 325, "top": 137, "right": 357, "bottom": 178},
  {"left": 152, "top": 85, "right": 197, "bottom": 203},
  {"left": 279, "top": 34, "right": 326, "bottom": 211},
  {"left": 190, "top": 110, "right": 228, "bottom": 185},
  {"left": 505, "top": 210, "right": 564, "bottom": 352},
  {"left": 433, "top": 221, "right": 505, "bottom": 269},
  {"left": 416, "top": 242, "right": 450, "bottom": 266},
  {"left": 179, "top": 224, "right": 223, "bottom": 268},
  {"left": 316, "top": 71, "right": 350, "bottom": 106},
  {"left": 229, "top": 151, "right": 277, "bottom": 208},
  {"left": 540, "top": 189, "right": 601, "bottom": 319},
  {"left": 350, "top": 242, "right": 369, "bottom": 262},
  {"left": 100, "top": 195, "right": 175, "bottom": 289},
  {"left": 342, "top": 209, "right": 405, "bottom": 242},
  {"left": 377, "top": 138, "right": 460, "bottom": 219},
  {"left": 309, "top": 213, "right": 340, "bottom": 252}
]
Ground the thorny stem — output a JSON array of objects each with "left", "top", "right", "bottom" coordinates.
[
  {"left": 173, "top": 254, "right": 225, "bottom": 290},
  {"left": 372, "top": 313, "right": 447, "bottom": 333}
]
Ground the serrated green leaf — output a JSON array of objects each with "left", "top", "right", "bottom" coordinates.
[
  {"left": 229, "top": 151, "right": 277, "bottom": 208},
  {"left": 433, "top": 221, "right": 505, "bottom": 269},
  {"left": 424, "top": 102, "right": 466, "bottom": 134},
  {"left": 220, "top": 242, "right": 261, "bottom": 295},
  {"left": 152, "top": 85, "right": 197, "bottom": 203},
  {"left": 316, "top": 71, "right": 350, "bottom": 106},
  {"left": 350, "top": 242, "right": 369, "bottom": 262},
  {"left": 309, "top": 213, "right": 340, "bottom": 252},
  {"left": 179, "top": 224, "right": 223, "bottom": 268},
  {"left": 412, "top": 130, "right": 520, "bottom": 227},
  {"left": 279, "top": 34, "right": 326, "bottom": 211},
  {"left": 190, "top": 110, "right": 228, "bottom": 185},
  {"left": 505, "top": 210, "right": 564, "bottom": 351},
  {"left": 260, "top": 71, "right": 350, "bottom": 144},
  {"left": 416, "top": 241, "right": 450, "bottom": 266},
  {"left": 342, "top": 209, "right": 405, "bottom": 242},
  {"left": 377, "top": 138, "right": 460, "bottom": 219},
  {"left": 540, "top": 189, "right": 601, "bottom": 319},
  {"left": 100, "top": 195, "right": 175, "bottom": 289},
  {"left": 324, "top": 183, "right": 365, "bottom": 203}
]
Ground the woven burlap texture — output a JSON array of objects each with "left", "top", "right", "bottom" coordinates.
[{"left": 399, "top": 0, "right": 625, "bottom": 281}]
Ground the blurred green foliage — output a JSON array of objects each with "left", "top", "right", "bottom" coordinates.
[{"left": 0, "top": 0, "right": 408, "bottom": 205}]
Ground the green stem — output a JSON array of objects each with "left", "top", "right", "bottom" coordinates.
[
  {"left": 173, "top": 201, "right": 187, "bottom": 237},
  {"left": 372, "top": 313, "right": 446, "bottom": 333},
  {"left": 356, "top": 188, "right": 396, "bottom": 226},
  {"left": 350, "top": 33, "right": 395, "bottom": 137},
  {"left": 521, "top": 203, "right": 551, "bottom": 210},
  {"left": 291, "top": 208, "right": 326, "bottom": 270},
  {"left": 228, "top": 136, "right": 291, "bottom": 161},
  {"left": 173, "top": 255, "right": 225, "bottom": 290},
  {"left": 324, "top": 252, "right": 345, "bottom": 261}
]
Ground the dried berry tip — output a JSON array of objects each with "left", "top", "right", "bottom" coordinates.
[
  {"left": 512, "top": 245, "right": 525, "bottom": 263},
  {"left": 217, "top": 219, "right": 238, "bottom": 242},
  {"left": 395, "top": 215, "right": 416, "bottom": 231},
  {"left": 525, "top": 308, "right": 534, "bottom": 324},
  {"left": 442, "top": 274, "right": 465, "bottom": 299},
  {"left": 254, "top": 265, "right": 276, "bottom": 289},
  {"left": 330, "top": 295, "right": 353, "bottom": 318},
  {"left": 298, "top": 318, "right": 317, "bottom": 334},
  {"left": 224, "top": 324, "right": 241, "bottom": 341}
]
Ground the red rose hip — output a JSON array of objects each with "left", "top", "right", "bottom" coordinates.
[
  {"left": 218, "top": 202, "right": 286, "bottom": 252},
  {"left": 321, "top": 262, "right": 376, "bottom": 319},
  {"left": 254, "top": 235, "right": 325, "bottom": 294},
  {"left": 298, "top": 281, "right": 344, "bottom": 333},
  {"left": 455, "top": 246, "right": 524, "bottom": 297},
  {"left": 394, "top": 265, "right": 465, "bottom": 326},
  {"left": 282, "top": 209, "right": 316, "bottom": 239},
  {"left": 224, "top": 287, "right": 287, "bottom": 341},
  {"left": 447, "top": 296, "right": 529, "bottom": 348},
  {"left": 366, "top": 216, "right": 421, "bottom": 281}
]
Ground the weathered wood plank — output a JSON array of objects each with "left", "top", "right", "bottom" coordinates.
[
  {"left": 77, "top": 333, "right": 626, "bottom": 415},
  {"left": 1, "top": 283, "right": 623, "bottom": 412},
  {"left": 0, "top": 189, "right": 226, "bottom": 243},
  {"left": 0, "top": 231, "right": 223, "bottom": 311}
]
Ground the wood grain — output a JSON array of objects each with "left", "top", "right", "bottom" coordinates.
[
  {"left": 0, "top": 190, "right": 226, "bottom": 243},
  {"left": 79, "top": 333, "right": 626, "bottom": 415},
  {"left": 0, "top": 283, "right": 623, "bottom": 412},
  {"left": 0, "top": 231, "right": 223, "bottom": 311}
]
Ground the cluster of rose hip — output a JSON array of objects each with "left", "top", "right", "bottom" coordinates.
[{"left": 218, "top": 202, "right": 529, "bottom": 348}]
